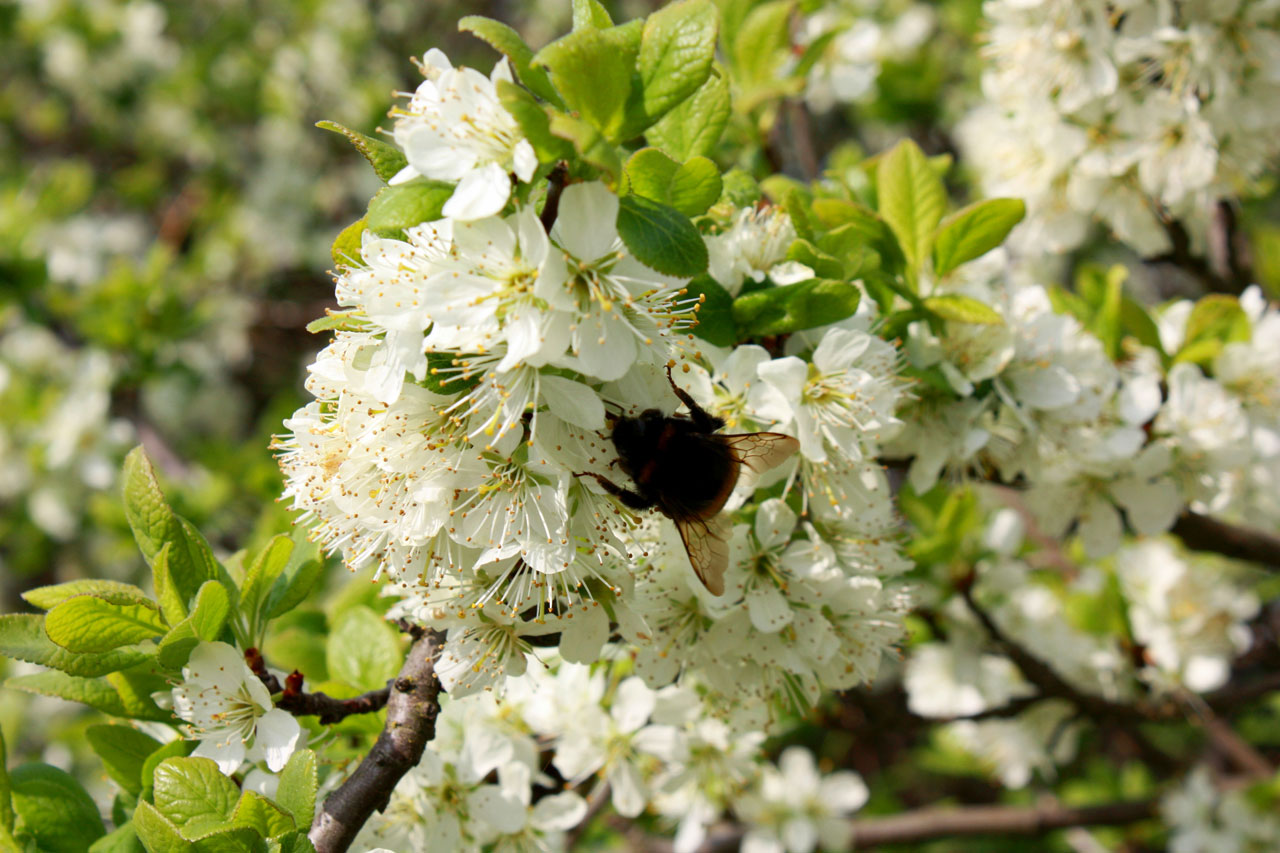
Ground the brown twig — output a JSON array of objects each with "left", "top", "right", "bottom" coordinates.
[
  {"left": 847, "top": 798, "right": 1159, "bottom": 848},
  {"left": 539, "top": 161, "right": 569, "bottom": 232},
  {"left": 308, "top": 629, "right": 447, "bottom": 853},
  {"left": 245, "top": 648, "right": 392, "bottom": 725},
  {"left": 1171, "top": 512, "right": 1280, "bottom": 571}
]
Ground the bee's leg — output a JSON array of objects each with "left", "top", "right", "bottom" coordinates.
[
  {"left": 665, "top": 364, "right": 725, "bottom": 433},
  {"left": 574, "top": 472, "right": 654, "bottom": 511}
]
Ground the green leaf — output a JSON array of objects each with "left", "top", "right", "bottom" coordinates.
[
  {"left": 458, "top": 16, "right": 564, "bottom": 107},
  {"left": 733, "top": 279, "right": 861, "bottom": 337},
  {"left": 241, "top": 536, "right": 294, "bottom": 626},
  {"left": 1120, "top": 296, "right": 1165, "bottom": 356},
  {"left": 152, "top": 758, "right": 240, "bottom": 838},
  {"left": 638, "top": 0, "right": 717, "bottom": 123},
  {"left": 152, "top": 544, "right": 188, "bottom": 627},
  {"left": 45, "top": 595, "right": 166, "bottom": 653},
  {"left": 86, "top": 726, "right": 161, "bottom": 796},
  {"left": 123, "top": 448, "right": 221, "bottom": 606},
  {"left": 106, "top": 664, "right": 173, "bottom": 721},
  {"left": 668, "top": 157, "right": 722, "bottom": 217},
  {"left": 21, "top": 580, "right": 150, "bottom": 612},
  {"left": 787, "top": 239, "right": 844, "bottom": 280},
  {"left": 547, "top": 113, "right": 621, "bottom": 180},
  {"left": 326, "top": 606, "right": 401, "bottom": 692},
  {"left": 1086, "top": 265, "right": 1126, "bottom": 360},
  {"left": 495, "top": 81, "right": 574, "bottom": 164},
  {"left": 924, "top": 294, "right": 1004, "bottom": 325},
  {"left": 0, "top": 729, "right": 12, "bottom": 835},
  {"left": 623, "top": 147, "right": 680, "bottom": 200},
  {"left": 315, "top": 121, "right": 406, "bottom": 183},
  {"left": 10, "top": 764, "right": 105, "bottom": 852},
  {"left": 876, "top": 139, "right": 947, "bottom": 275},
  {"left": 329, "top": 219, "right": 366, "bottom": 269},
  {"left": 275, "top": 750, "right": 317, "bottom": 832},
  {"left": 191, "top": 827, "right": 263, "bottom": 853},
  {"left": 731, "top": 1, "right": 796, "bottom": 107},
  {"left": 645, "top": 70, "right": 730, "bottom": 161},
  {"left": 615, "top": 193, "right": 708, "bottom": 277},
  {"left": 141, "top": 741, "right": 197, "bottom": 800},
  {"left": 157, "top": 582, "right": 232, "bottom": 670},
  {"left": 718, "top": 169, "right": 761, "bottom": 208},
  {"left": 1183, "top": 294, "right": 1251, "bottom": 349},
  {"left": 572, "top": 0, "right": 613, "bottom": 29},
  {"left": 89, "top": 822, "right": 145, "bottom": 853},
  {"left": 365, "top": 180, "right": 455, "bottom": 235},
  {"left": 305, "top": 309, "right": 368, "bottom": 336},
  {"left": 685, "top": 275, "right": 737, "bottom": 346},
  {"left": 270, "top": 833, "right": 317, "bottom": 853},
  {"left": 534, "top": 28, "right": 633, "bottom": 140},
  {"left": 0, "top": 614, "right": 152, "bottom": 677},
  {"left": 132, "top": 801, "right": 191, "bottom": 853},
  {"left": 811, "top": 199, "right": 886, "bottom": 244},
  {"left": 5, "top": 669, "right": 169, "bottom": 721},
  {"left": 932, "top": 198, "right": 1025, "bottom": 276},
  {"left": 265, "top": 556, "right": 323, "bottom": 621},
  {"left": 230, "top": 792, "right": 294, "bottom": 840}
]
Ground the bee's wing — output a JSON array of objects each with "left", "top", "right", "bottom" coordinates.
[
  {"left": 721, "top": 432, "right": 800, "bottom": 496},
  {"left": 675, "top": 513, "right": 730, "bottom": 596}
]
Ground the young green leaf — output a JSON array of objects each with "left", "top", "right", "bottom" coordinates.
[
  {"left": 152, "top": 757, "right": 240, "bottom": 837},
  {"left": 534, "top": 28, "right": 634, "bottom": 140},
  {"left": 86, "top": 726, "right": 162, "bottom": 796},
  {"left": 0, "top": 614, "right": 152, "bottom": 677},
  {"left": 240, "top": 536, "right": 294, "bottom": 625},
  {"left": 932, "top": 198, "right": 1025, "bottom": 276},
  {"left": 0, "top": 729, "right": 13, "bottom": 835},
  {"left": 306, "top": 310, "right": 369, "bottom": 336},
  {"left": 876, "top": 139, "right": 947, "bottom": 276},
  {"left": 731, "top": 0, "right": 797, "bottom": 107},
  {"left": 458, "top": 16, "right": 564, "bottom": 107},
  {"left": 667, "top": 157, "right": 722, "bottom": 217},
  {"left": 623, "top": 147, "right": 681, "bottom": 200},
  {"left": 547, "top": 113, "right": 622, "bottom": 180},
  {"left": 615, "top": 194, "right": 709, "bottom": 277},
  {"left": 10, "top": 763, "right": 105, "bottom": 852},
  {"left": 365, "top": 180, "right": 455, "bottom": 236},
  {"left": 1120, "top": 296, "right": 1166, "bottom": 357},
  {"left": 265, "top": 557, "right": 324, "bottom": 621},
  {"left": 45, "top": 595, "right": 166, "bottom": 653},
  {"left": 685, "top": 275, "right": 738, "bottom": 346},
  {"left": 140, "top": 741, "right": 197, "bottom": 800},
  {"left": 4, "top": 670, "right": 147, "bottom": 720},
  {"left": 131, "top": 801, "right": 190, "bottom": 853},
  {"left": 923, "top": 294, "right": 1004, "bottom": 325},
  {"left": 1183, "top": 294, "right": 1251, "bottom": 348},
  {"left": 123, "top": 448, "right": 223, "bottom": 606},
  {"left": 645, "top": 70, "right": 730, "bottom": 161},
  {"left": 230, "top": 792, "right": 295, "bottom": 839},
  {"left": 276, "top": 749, "right": 317, "bottom": 831},
  {"left": 315, "top": 121, "right": 406, "bottom": 184},
  {"left": 495, "top": 81, "right": 574, "bottom": 164},
  {"left": 88, "top": 822, "right": 144, "bottom": 853},
  {"left": 326, "top": 606, "right": 402, "bottom": 692},
  {"left": 330, "top": 218, "right": 366, "bottom": 269},
  {"left": 21, "top": 580, "right": 151, "bottom": 612},
  {"left": 157, "top": 582, "right": 232, "bottom": 670},
  {"left": 718, "top": 168, "right": 761, "bottom": 207},
  {"left": 638, "top": 0, "right": 717, "bottom": 123},
  {"left": 572, "top": 0, "right": 613, "bottom": 29},
  {"left": 105, "top": 665, "right": 173, "bottom": 721},
  {"left": 733, "top": 279, "right": 861, "bottom": 337}
]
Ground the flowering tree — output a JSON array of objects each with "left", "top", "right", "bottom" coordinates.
[{"left": 2, "top": 1, "right": 1280, "bottom": 852}]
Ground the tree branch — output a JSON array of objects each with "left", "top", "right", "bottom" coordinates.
[
  {"left": 1171, "top": 511, "right": 1280, "bottom": 571},
  {"left": 539, "top": 162, "right": 569, "bottom": 232},
  {"left": 245, "top": 649, "right": 391, "bottom": 725},
  {"left": 308, "top": 629, "right": 447, "bottom": 853},
  {"left": 848, "top": 798, "right": 1158, "bottom": 848}
]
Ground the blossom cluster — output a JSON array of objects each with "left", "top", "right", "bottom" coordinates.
[
  {"left": 959, "top": 0, "right": 1280, "bottom": 256},
  {"left": 890, "top": 248, "right": 1280, "bottom": 558},
  {"left": 352, "top": 656, "right": 868, "bottom": 853},
  {"left": 277, "top": 49, "right": 912, "bottom": 726}
]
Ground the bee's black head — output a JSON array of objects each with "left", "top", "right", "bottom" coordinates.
[{"left": 610, "top": 409, "right": 666, "bottom": 467}]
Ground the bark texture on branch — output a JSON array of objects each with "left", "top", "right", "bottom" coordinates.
[
  {"left": 1171, "top": 511, "right": 1280, "bottom": 571},
  {"left": 308, "top": 629, "right": 447, "bottom": 853},
  {"left": 848, "top": 798, "right": 1158, "bottom": 848}
]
